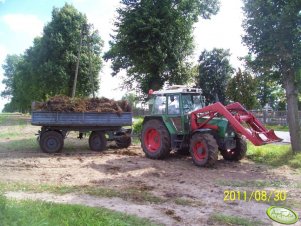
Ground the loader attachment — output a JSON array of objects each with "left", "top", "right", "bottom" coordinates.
[{"left": 190, "top": 102, "right": 283, "bottom": 146}]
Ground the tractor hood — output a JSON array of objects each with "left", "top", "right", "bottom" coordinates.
[{"left": 197, "top": 117, "right": 235, "bottom": 138}]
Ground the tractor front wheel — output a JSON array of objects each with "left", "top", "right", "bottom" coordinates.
[
  {"left": 190, "top": 133, "right": 218, "bottom": 167},
  {"left": 141, "top": 119, "right": 171, "bottom": 159},
  {"left": 220, "top": 135, "right": 247, "bottom": 161}
]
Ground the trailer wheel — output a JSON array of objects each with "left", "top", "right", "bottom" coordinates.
[
  {"left": 190, "top": 133, "right": 218, "bottom": 167},
  {"left": 141, "top": 119, "right": 171, "bottom": 159},
  {"left": 89, "top": 131, "right": 107, "bottom": 152},
  {"left": 116, "top": 135, "right": 131, "bottom": 149},
  {"left": 220, "top": 135, "right": 247, "bottom": 161},
  {"left": 39, "top": 131, "right": 64, "bottom": 153}
]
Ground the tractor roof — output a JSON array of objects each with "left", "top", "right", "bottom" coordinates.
[{"left": 152, "top": 85, "right": 202, "bottom": 95}]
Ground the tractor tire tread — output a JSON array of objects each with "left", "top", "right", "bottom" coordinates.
[
  {"left": 221, "top": 134, "right": 247, "bottom": 161},
  {"left": 190, "top": 133, "right": 218, "bottom": 167}
]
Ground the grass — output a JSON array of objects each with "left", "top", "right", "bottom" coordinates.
[
  {"left": 0, "top": 193, "right": 158, "bottom": 226},
  {"left": 0, "top": 113, "right": 29, "bottom": 126},
  {"left": 0, "top": 182, "right": 165, "bottom": 204},
  {"left": 0, "top": 131, "right": 23, "bottom": 139},
  {"left": 0, "top": 115, "right": 8, "bottom": 124},
  {"left": 132, "top": 137, "right": 141, "bottom": 145},
  {"left": 0, "top": 114, "right": 29, "bottom": 140},
  {"left": 0, "top": 138, "right": 38, "bottom": 151},
  {"left": 208, "top": 213, "right": 264, "bottom": 226},
  {"left": 247, "top": 143, "right": 301, "bottom": 169},
  {"left": 0, "top": 114, "right": 30, "bottom": 140},
  {"left": 0, "top": 182, "right": 206, "bottom": 206},
  {"left": 265, "top": 124, "right": 289, "bottom": 132}
]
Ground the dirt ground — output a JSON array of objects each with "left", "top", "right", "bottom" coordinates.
[{"left": 0, "top": 118, "right": 300, "bottom": 226}]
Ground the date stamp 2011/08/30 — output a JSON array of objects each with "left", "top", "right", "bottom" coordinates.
[{"left": 224, "top": 190, "right": 287, "bottom": 202}]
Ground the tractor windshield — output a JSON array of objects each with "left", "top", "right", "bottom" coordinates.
[{"left": 182, "top": 94, "right": 204, "bottom": 113}]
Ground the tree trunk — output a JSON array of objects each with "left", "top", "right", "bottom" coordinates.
[{"left": 284, "top": 70, "right": 301, "bottom": 152}]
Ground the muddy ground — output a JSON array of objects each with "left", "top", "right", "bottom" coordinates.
[{"left": 0, "top": 116, "right": 300, "bottom": 226}]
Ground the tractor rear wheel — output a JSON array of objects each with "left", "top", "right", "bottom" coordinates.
[
  {"left": 89, "top": 131, "right": 107, "bottom": 152},
  {"left": 220, "top": 135, "right": 247, "bottom": 161},
  {"left": 141, "top": 119, "right": 171, "bottom": 159},
  {"left": 190, "top": 133, "right": 218, "bottom": 167}
]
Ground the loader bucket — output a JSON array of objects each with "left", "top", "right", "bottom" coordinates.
[{"left": 190, "top": 102, "right": 283, "bottom": 146}]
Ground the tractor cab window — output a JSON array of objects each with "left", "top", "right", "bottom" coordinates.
[
  {"left": 182, "top": 94, "right": 204, "bottom": 113},
  {"left": 153, "top": 95, "right": 166, "bottom": 114},
  {"left": 168, "top": 95, "right": 180, "bottom": 114}
]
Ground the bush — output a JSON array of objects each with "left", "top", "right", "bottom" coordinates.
[
  {"left": 133, "top": 118, "right": 143, "bottom": 135},
  {"left": 0, "top": 193, "right": 7, "bottom": 221},
  {"left": 288, "top": 153, "right": 301, "bottom": 168}
]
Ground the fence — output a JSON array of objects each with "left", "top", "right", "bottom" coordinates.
[
  {"left": 132, "top": 108, "right": 149, "bottom": 117},
  {"left": 133, "top": 108, "right": 301, "bottom": 126},
  {"left": 249, "top": 110, "right": 301, "bottom": 126}
]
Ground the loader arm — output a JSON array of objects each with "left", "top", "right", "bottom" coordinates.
[{"left": 190, "top": 102, "right": 282, "bottom": 146}]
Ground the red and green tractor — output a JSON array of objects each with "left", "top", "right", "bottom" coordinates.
[{"left": 140, "top": 86, "right": 282, "bottom": 167}]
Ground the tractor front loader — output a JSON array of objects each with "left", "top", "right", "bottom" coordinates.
[{"left": 141, "top": 86, "right": 282, "bottom": 167}]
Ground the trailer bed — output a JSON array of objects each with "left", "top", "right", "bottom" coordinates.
[{"left": 31, "top": 111, "right": 132, "bottom": 127}]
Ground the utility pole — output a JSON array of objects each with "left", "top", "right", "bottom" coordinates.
[
  {"left": 88, "top": 26, "right": 95, "bottom": 98},
  {"left": 72, "top": 27, "right": 83, "bottom": 98}
]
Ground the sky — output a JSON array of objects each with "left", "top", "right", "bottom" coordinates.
[{"left": 0, "top": 0, "right": 248, "bottom": 112}]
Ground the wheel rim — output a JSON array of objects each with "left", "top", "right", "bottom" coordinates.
[
  {"left": 46, "top": 137, "right": 59, "bottom": 151},
  {"left": 144, "top": 128, "right": 161, "bottom": 152},
  {"left": 192, "top": 141, "right": 207, "bottom": 161}
]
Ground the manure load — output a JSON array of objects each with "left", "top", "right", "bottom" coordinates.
[{"left": 31, "top": 95, "right": 133, "bottom": 153}]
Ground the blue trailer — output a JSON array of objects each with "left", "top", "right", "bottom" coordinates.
[{"left": 31, "top": 111, "right": 132, "bottom": 153}]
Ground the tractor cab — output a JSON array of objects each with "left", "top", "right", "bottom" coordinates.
[
  {"left": 149, "top": 86, "right": 205, "bottom": 116},
  {"left": 147, "top": 86, "right": 228, "bottom": 140}
]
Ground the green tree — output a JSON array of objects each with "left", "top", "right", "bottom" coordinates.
[
  {"left": 122, "top": 93, "right": 139, "bottom": 109},
  {"left": 1, "top": 4, "right": 103, "bottom": 112},
  {"left": 256, "top": 74, "right": 285, "bottom": 110},
  {"left": 104, "top": 0, "right": 220, "bottom": 94},
  {"left": 35, "top": 4, "right": 103, "bottom": 97},
  {"left": 243, "top": 0, "right": 301, "bottom": 152},
  {"left": 241, "top": 55, "right": 285, "bottom": 110},
  {"left": 197, "top": 48, "right": 233, "bottom": 105},
  {"left": 1, "top": 54, "right": 22, "bottom": 98},
  {"left": 226, "top": 68, "right": 257, "bottom": 109}
]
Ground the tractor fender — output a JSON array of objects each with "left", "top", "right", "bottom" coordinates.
[
  {"left": 142, "top": 116, "right": 164, "bottom": 125},
  {"left": 143, "top": 116, "right": 176, "bottom": 136},
  {"left": 141, "top": 116, "right": 176, "bottom": 148}
]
